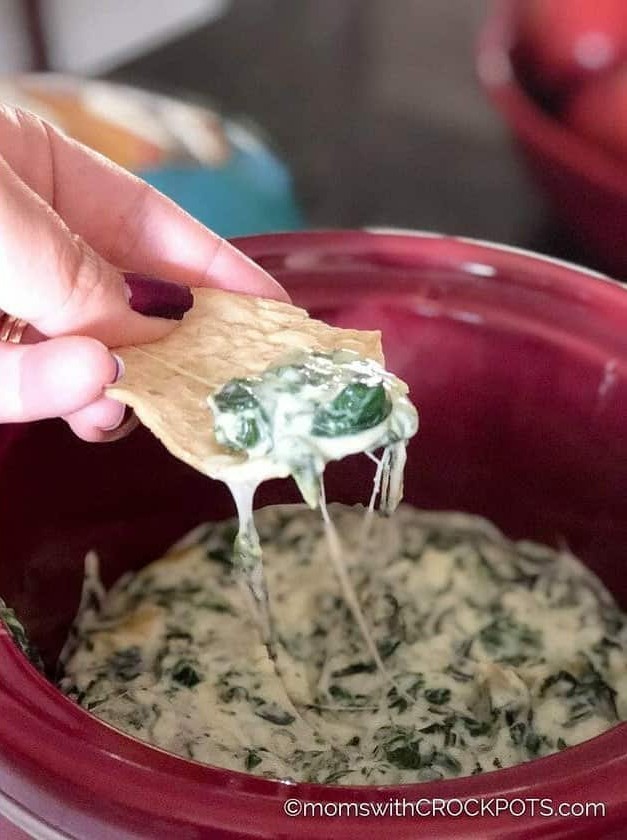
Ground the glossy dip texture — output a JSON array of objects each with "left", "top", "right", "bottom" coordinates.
[{"left": 1, "top": 230, "right": 627, "bottom": 838}]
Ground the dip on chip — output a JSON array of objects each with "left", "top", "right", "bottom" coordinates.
[
  {"left": 107, "top": 288, "right": 415, "bottom": 488},
  {"left": 107, "top": 287, "right": 418, "bottom": 667}
]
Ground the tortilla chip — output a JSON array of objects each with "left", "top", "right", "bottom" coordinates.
[{"left": 107, "top": 288, "right": 383, "bottom": 482}]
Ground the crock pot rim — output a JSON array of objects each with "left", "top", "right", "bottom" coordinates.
[{"left": 2, "top": 227, "right": 627, "bottom": 822}]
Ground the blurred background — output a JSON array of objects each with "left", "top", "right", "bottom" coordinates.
[{"left": 2, "top": 0, "right": 627, "bottom": 275}]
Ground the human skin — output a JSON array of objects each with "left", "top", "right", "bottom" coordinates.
[{"left": 0, "top": 105, "right": 288, "bottom": 442}]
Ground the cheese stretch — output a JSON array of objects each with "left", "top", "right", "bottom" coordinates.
[{"left": 208, "top": 349, "right": 418, "bottom": 664}]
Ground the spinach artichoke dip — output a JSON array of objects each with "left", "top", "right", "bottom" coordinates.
[
  {"left": 59, "top": 504, "right": 627, "bottom": 785},
  {"left": 55, "top": 310, "right": 626, "bottom": 786},
  {"left": 105, "top": 290, "right": 419, "bottom": 680}
]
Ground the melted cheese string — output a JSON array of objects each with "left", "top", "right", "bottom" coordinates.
[
  {"left": 228, "top": 445, "right": 414, "bottom": 707},
  {"left": 359, "top": 448, "right": 387, "bottom": 557},
  {"left": 318, "top": 478, "right": 389, "bottom": 682},
  {"left": 230, "top": 480, "right": 274, "bottom": 649}
]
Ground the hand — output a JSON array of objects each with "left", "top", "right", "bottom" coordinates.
[{"left": 0, "top": 105, "right": 288, "bottom": 442}]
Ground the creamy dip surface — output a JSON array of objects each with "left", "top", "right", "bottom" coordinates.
[{"left": 59, "top": 504, "right": 627, "bottom": 785}]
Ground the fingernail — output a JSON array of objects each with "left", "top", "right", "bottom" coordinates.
[
  {"left": 111, "top": 353, "right": 125, "bottom": 382},
  {"left": 123, "top": 273, "right": 193, "bottom": 320},
  {"left": 103, "top": 409, "right": 140, "bottom": 440},
  {"left": 100, "top": 403, "right": 128, "bottom": 431}
]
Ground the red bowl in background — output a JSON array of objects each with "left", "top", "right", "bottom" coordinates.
[
  {"left": 478, "top": 0, "right": 627, "bottom": 278},
  {"left": 1, "top": 229, "right": 627, "bottom": 838}
]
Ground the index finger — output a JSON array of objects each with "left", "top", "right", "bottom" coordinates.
[{"left": 0, "top": 106, "right": 289, "bottom": 301}]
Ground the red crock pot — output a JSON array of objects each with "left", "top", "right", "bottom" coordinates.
[{"left": 1, "top": 230, "right": 626, "bottom": 838}]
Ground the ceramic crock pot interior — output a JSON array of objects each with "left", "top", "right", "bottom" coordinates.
[{"left": 1, "top": 230, "right": 627, "bottom": 838}]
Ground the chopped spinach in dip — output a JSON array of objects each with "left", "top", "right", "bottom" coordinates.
[
  {"left": 59, "top": 504, "right": 627, "bottom": 785},
  {"left": 0, "top": 597, "right": 43, "bottom": 672}
]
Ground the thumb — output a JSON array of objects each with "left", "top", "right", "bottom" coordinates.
[{"left": 0, "top": 336, "right": 119, "bottom": 422}]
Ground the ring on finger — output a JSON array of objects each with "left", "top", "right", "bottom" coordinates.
[{"left": 0, "top": 312, "right": 29, "bottom": 344}]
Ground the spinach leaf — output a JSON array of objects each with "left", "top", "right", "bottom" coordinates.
[
  {"left": 328, "top": 684, "right": 369, "bottom": 706},
  {"left": 385, "top": 739, "right": 424, "bottom": 770},
  {"left": 478, "top": 614, "right": 541, "bottom": 661},
  {"left": 312, "top": 382, "right": 391, "bottom": 437},
  {"left": 424, "top": 687, "right": 451, "bottom": 705},
  {"left": 220, "top": 685, "right": 249, "bottom": 703},
  {"left": 254, "top": 701, "right": 296, "bottom": 725},
  {"left": 509, "top": 721, "right": 526, "bottom": 746},
  {"left": 378, "top": 638, "right": 401, "bottom": 660},
  {"left": 387, "top": 674, "right": 424, "bottom": 713},
  {"left": 171, "top": 661, "right": 202, "bottom": 688},
  {"left": 109, "top": 647, "right": 143, "bottom": 681},
  {"left": 245, "top": 749, "right": 263, "bottom": 770},
  {"left": 539, "top": 662, "right": 618, "bottom": 724},
  {"left": 212, "top": 380, "right": 270, "bottom": 451},
  {"left": 331, "top": 661, "right": 377, "bottom": 678},
  {"left": 461, "top": 716, "right": 492, "bottom": 737}
]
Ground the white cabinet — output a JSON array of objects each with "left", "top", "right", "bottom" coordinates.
[{"left": 0, "top": 0, "right": 229, "bottom": 75}]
